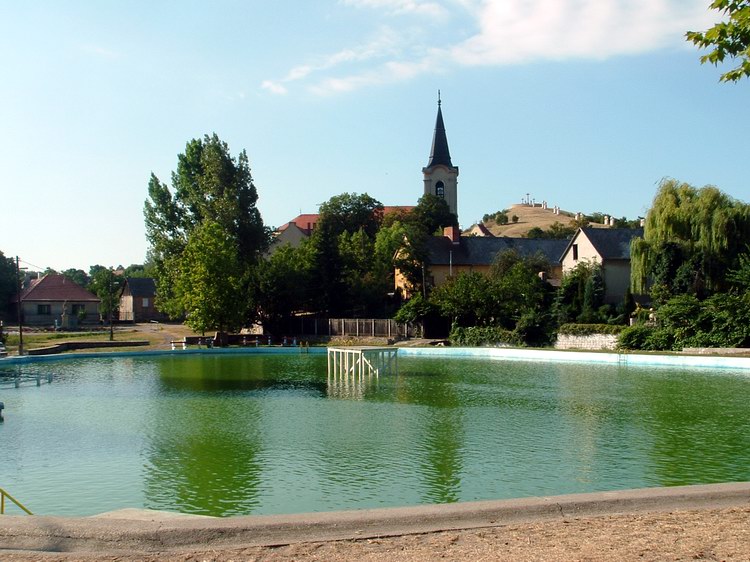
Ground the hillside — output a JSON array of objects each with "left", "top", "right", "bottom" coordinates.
[{"left": 474, "top": 204, "right": 608, "bottom": 237}]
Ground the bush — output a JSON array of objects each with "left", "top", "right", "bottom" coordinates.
[
  {"left": 513, "top": 312, "right": 555, "bottom": 347},
  {"left": 449, "top": 325, "right": 519, "bottom": 347},
  {"left": 558, "top": 323, "right": 624, "bottom": 336},
  {"left": 617, "top": 325, "right": 676, "bottom": 351},
  {"left": 617, "top": 325, "right": 654, "bottom": 350}
]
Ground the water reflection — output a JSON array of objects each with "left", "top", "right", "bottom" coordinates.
[
  {"left": 326, "top": 370, "right": 379, "bottom": 400},
  {"left": 5, "top": 355, "right": 750, "bottom": 517},
  {"left": 142, "top": 356, "right": 269, "bottom": 516}
]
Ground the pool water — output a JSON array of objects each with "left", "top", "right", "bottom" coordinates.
[{"left": 1, "top": 353, "right": 749, "bottom": 517}]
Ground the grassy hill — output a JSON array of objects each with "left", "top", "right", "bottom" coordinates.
[{"left": 475, "top": 204, "right": 608, "bottom": 237}]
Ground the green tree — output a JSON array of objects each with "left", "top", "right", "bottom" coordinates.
[
  {"left": 0, "top": 251, "right": 17, "bottom": 321},
  {"left": 89, "top": 267, "right": 124, "bottom": 329},
  {"left": 526, "top": 222, "right": 576, "bottom": 240},
  {"left": 555, "top": 261, "right": 604, "bottom": 324},
  {"left": 175, "top": 221, "right": 245, "bottom": 333},
  {"left": 687, "top": 1, "right": 750, "bottom": 82},
  {"left": 727, "top": 246, "right": 750, "bottom": 290},
  {"left": 144, "top": 134, "right": 267, "bottom": 323},
  {"left": 254, "top": 245, "right": 312, "bottom": 336},
  {"left": 61, "top": 268, "right": 89, "bottom": 288},
  {"left": 631, "top": 178, "right": 750, "bottom": 295},
  {"left": 307, "top": 193, "right": 384, "bottom": 315},
  {"left": 121, "top": 264, "right": 150, "bottom": 278},
  {"left": 430, "top": 271, "right": 497, "bottom": 327},
  {"left": 412, "top": 193, "right": 457, "bottom": 234}
]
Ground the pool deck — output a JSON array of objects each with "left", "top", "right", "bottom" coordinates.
[{"left": 1, "top": 482, "right": 749, "bottom": 556}]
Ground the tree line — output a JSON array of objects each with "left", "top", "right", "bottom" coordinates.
[{"left": 143, "top": 134, "right": 458, "bottom": 334}]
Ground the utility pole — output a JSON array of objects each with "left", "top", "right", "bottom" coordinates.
[{"left": 15, "top": 257, "right": 24, "bottom": 356}]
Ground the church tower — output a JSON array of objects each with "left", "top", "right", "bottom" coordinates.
[{"left": 422, "top": 92, "right": 459, "bottom": 220}]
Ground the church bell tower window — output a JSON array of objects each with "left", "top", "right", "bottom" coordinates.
[{"left": 435, "top": 181, "right": 445, "bottom": 199}]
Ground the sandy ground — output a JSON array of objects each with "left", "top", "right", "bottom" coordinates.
[{"left": 2, "top": 506, "right": 749, "bottom": 561}]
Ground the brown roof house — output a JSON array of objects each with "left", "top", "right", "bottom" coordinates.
[
  {"left": 269, "top": 207, "right": 417, "bottom": 254},
  {"left": 396, "top": 226, "right": 569, "bottom": 296},
  {"left": 17, "top": 274, "right": 100, "bottom": 328},
  {"left": 560, "top": 227, "right": 643, "bottom": 304},
  {"left": 118, "top": 277, "right": 165, "bottom": 322}
]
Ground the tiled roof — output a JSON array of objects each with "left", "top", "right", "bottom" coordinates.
[
  {"left": 282, "top": 207, "right": 416, "bottom": 235},
  {"left": 20, "top": 274, "right": 100, "bottom": 303},
  {"left": 124, "top": 277, "right": 156, "bottom": 297},
  {"left": 426, "top": 236, "right": 569, "bottom": 266},
  {"left": 579, "top": 227, "right": 643, "bottom": 260}
]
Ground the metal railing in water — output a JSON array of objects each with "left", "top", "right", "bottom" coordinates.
[{"left": 0, "top": 487, "right": 33, "bottom": 515}]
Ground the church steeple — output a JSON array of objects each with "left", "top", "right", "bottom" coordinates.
[
  {"left": 427, "top": 91, "right": 453, "bottom": 168},
  {"left": 422, "top": 91, "right": 459, "bottom": 220}
]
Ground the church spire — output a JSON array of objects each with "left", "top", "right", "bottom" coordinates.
[
  {"left": 422, "top": 92, "right": 459, "bottom": 220},
  {"left": 426, "top": 92, "right": 453, "bottom": 168}
]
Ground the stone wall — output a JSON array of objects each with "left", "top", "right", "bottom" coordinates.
[{"left": 555, "top": 333, "right": 619, "bottom": 351}]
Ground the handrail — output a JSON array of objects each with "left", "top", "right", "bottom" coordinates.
[{"left": 0, "top": 487, "right": 33, "bottom": 515}]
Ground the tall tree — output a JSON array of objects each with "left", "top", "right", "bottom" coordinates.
[
  {"left": 254, "top": 244, "right": 312, "bottom": 336},
  {"left": 631, "top": 178, "right": 750, "bottom": 295},
  {"left": 0, "top": 251, "right": 17, "bottom": 321},
  {"left": 687, "top": 1, "right": 750, "bottom": 82},
  {"left": 174, "top": 221, "right": 245, "bottom": 333},
  {"left": 307, "top": 193, "right": 384, "bottom": 315},
  {"left": 144, "top": 134, "right": 268, "bottom": 326}
]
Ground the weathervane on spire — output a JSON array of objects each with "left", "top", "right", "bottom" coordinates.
[{"left": 438, "top": 89, "right": 441, "bottom": 106}]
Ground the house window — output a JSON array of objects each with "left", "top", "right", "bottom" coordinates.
[
  {"left": 72, "top": 304, "right": 86, "bottom": 315},
  {"left": 142, "top": 298, "right": 150, "bottom": 308},
  {"left": 37, "top": 304, "right": 51, "bottom": 315},
  {"left": 435, "top": 181, "right": 445, "bottom": 198},
  {"left": 572, "top": 244, "right": 578, "bottom": 261}
]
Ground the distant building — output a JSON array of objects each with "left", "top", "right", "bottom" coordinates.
[
  {"left": 466, "top": 222, "right": 494, "bottom": 237},
  {"left": 269, "top": 206, "right": 416, "bottom": 253},
  {"left": 16, "top": 274, "right": 100, "bottom": 327},
  {"left": 395, "top": 226, "right": 568, "bottom": 296},
  {"left": 560, "top": 227, "right": 644, "bottom": 303},
  {"left": 118, "top": 277, "right": 165, "bottom": 322}
]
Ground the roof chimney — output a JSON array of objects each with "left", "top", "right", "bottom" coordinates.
[{"left": 444, "top": 225, "right": 461, "bottom": 245}]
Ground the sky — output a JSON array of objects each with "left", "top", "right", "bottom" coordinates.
[{"left": 1, "top": 0, "right": 748, "bottom": 272}]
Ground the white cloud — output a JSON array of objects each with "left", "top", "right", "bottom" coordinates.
[
  {"left": 341, "top": 0, "right": 448, "bottom": 18},
  {"left": 450, "top": 0, "right": 716, "bottom": 66},
  {"left": 79, "top": 44, "right": 120, "bottom": 59},
  {"left": 261, "top": 80, "right": 288, "bottom": 95},
  {"left": 264, "top": 0, "right": 718, "bottom": 96},
  {"left": 261, "top": 28, "right": 404, "bottom": 95}
]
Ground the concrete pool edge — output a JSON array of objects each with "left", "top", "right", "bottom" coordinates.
[
  {"left": 2, "top": 345, "right": 750, "bottom": 370},
  {"left": 1, "top": 482, "right": 749, "bottom": 554}
]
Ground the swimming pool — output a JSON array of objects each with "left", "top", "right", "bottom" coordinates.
[{"left": 2, "top": 351, "right": 749, "bottom": 516}]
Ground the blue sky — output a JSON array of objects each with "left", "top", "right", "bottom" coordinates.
[{"left": 1, "top": 0, "right": 748, "bottom": 271}]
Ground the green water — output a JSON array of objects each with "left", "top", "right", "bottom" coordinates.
[{"left": 1, "top": 353, "right": 749, "bottom": 517}]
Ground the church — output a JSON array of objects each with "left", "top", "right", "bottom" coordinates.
[
  {"left": 271, "top": 95, "right": 458, "bottom": 251},
  {"left": 270, "top": 96, "right": 570, "bottom": 295}
]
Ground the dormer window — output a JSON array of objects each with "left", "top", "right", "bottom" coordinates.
[{"left": 435, "top": 181, "right": 445, "bottom": 198}]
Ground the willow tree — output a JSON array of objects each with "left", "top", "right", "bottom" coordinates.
[{"left": 631, "top": 178, "right": 750, "bottom": 295}]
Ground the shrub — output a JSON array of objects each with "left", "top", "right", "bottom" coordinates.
[
  {"left": 617, "top": 325, "right": 653, "bottom": 350},
  {"left": 449, "top": 325, "right": 519, "bottom": 347},
  {"left": 558, "top": 323, "right": 624, "bottom": 336}
]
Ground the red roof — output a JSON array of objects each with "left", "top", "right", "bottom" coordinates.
[
  {"left": 282, "top": 207, "right": 415, "bottom": 235},
  {"left": 20, "top": 274, "right": 100, "bottom": 303}
]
